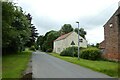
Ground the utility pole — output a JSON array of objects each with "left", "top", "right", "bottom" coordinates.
[{"left": 76, "top": 21, "right": 80, "bottom": 60}]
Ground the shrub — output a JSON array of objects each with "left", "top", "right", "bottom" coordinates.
[
  {"left": 60, "top": 47, "right": 73, "bottom": 57},
  {"left": 30, "top": 46, "right": 36, "bottom": 51},
  {"left": 74, "top": 47, "right": 85, "bottom": 57},
  {"left": 60, "top": 47, "right": 85, "bottom": 57},
  {"left": 80, "top": 47, "right": 102, "bottom": 60}
]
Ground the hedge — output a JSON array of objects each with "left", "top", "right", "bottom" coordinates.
[
  {"left": 60, "top": 47, "right": 85, "bottom": 57},
  {"left": 80, "top": 47, "right": 102, "bottom": 60}
]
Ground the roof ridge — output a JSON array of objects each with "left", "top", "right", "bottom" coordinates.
[{"left": 54, "top": 32, "right": 73, "bottom": 41}]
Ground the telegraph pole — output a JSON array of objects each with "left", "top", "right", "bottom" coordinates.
[{"left": 76, "top": 21, "right": 80, "bottom": 60}]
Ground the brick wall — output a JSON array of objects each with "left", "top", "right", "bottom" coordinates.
[
  {"left": 99, "top": 40, "right": 105, "bottom": 49},
  {"left": 103, "top": 7, "right": 120, "bottom": 61},
  {"left": 102, "top": 53, "right": 120, "bottom": 61},
  {"left": 118, "top": 7, "right": 120, "bottom": 60}
]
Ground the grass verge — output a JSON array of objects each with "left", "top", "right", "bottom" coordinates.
[
  {"left": 49, "top": 53, "right": 120, "bottom": 78},
  {"left": 2, "top": 50, "right": 32, "bottom": 78}
]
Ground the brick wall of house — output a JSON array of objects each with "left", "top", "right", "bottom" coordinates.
[
  {"left": 99, "top": 40, "right": 105, "bottom": 49},
  {"left": 117, "top": 8, "right": 120, "bottom": 61},
  {"left": 102, "top": 7, "right": 120, "bottom": 61}
]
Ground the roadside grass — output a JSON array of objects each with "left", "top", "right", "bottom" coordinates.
[
  {"left": 49, "top": 53, "right": 120, "bottom": 78},
  {"left": 2, "top": 50, "right": 32, "bottom": 78}
]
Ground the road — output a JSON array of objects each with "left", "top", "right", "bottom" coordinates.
[{"left": 32, "top": 51, "right": 111, "bottom": 78}]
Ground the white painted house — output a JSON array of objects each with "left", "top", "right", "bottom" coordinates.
[{"left": 53, "top": 31, "right": 87, "bottom": 53}]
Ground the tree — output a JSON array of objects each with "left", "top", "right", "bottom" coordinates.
[
  {"left": 87, "top": 43, "right": 99, "bottom": 48},
  {"left": 75, "top": 28, "right": 87, "bottom": 39},
  {"left": 42, "top": 30, "right": 60, "bottom": 52},
  {"left": 95, "top": 43, "right": 100, "bottom": 48},
  {"left": 59, "top": 24, "right": 73, "bottom": 35},
  {"left": 26, "top": 13, "right": 32, "bottom": 23},
  {"left": 30, "top": 25, "right": 39, "bottom": 45},
  {"left": 25, "top": 14, "right": 39, "bottom": 47},
  {"left": 2, "top": 1, "right": 34, "bottom": 54},
  {"left": 36, "top": 35, "right": 44, "bottom": 50}
]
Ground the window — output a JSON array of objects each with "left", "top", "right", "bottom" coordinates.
[
  {"left": 79, "top": 39, "right": 83, "bottom": 42},
  {"left": 109, "top": 23, "right": 113, "bottom": 28}
]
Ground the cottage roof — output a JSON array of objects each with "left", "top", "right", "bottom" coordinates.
[{"left": 54, "top": 32, "right": 73, "bottom": 41}]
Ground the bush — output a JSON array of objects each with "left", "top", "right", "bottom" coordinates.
[
  {"left": 60, "top": 47, "right": 73, "bottom": 57},
  {"left": 60, "top": 47, "right": 85, "bottom": 57},
  {"left": 30, "top": 46, "right": 36, "bottom": 51},
  {"left": 74, "top": 47, "right": 85, "bottom": 57},
  {"left": 80, "top": 47, "right": 102, "bottom": 60}
]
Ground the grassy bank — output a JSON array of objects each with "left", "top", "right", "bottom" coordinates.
[
  {"left": 2, "top": 50, "right": 32, "bottom": 78},
  {"left": 49, "top": 53, "right": 120, "bottom": 78}
]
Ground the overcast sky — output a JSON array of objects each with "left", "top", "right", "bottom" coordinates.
[{"left": 14, "top": 0, "right": 120, "bottom": 44}]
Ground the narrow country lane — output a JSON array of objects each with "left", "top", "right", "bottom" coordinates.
[{"left": 32, "top": 51, "right": 111, "bottom": 78}]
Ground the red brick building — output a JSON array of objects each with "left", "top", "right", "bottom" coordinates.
[{"left": 99, "top": 6, "right": 120, "bottom": 61}]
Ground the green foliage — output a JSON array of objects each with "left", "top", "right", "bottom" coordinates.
[
  {"left": 60, "top": 47, "right": 101, "bottom": 60},
  {"left": 87, "top": 43, "right": 100, "bottom": 48},
  {"left": 60, "top": 47, "right": 85, "bottom": 57},
  {"left": 29, "top": 25, "right": 39, "bottom": 46},
  {"left": 96, "top": 43, "right": 100, "bottom": 48},
  {"left": 36, "top": 35, "right": 44, "bottom": 50},
  {"left": 80, "top": 47, "right": 102, "bottom": 60},
  {"left": 2, "top": 2, "right": 29, "bottom": 53},
  {"left": 75, "top": 28, "right": 87, "bottom": 39},
  {"left": 30, "top": 46, "right": 36, "bottom": 51},
  {"left": 59, "top": 24, "right": 73, "bottom": 35},
  {"left": 41, "top": 30, "right": 60, "bottom": 52},
  {"left": 60, "top": 47, "right": 73, "bottom": 57},
  {"left": 25, "top": 14, "right": 38, "bottom": 47},
  {"left": 34, "top": 43, "right": 39, "bottom": 50},
  {"left": 2, "top": 1, "right": 38, "bottom": 54}
]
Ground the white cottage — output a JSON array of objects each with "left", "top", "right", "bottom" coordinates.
[{"left": 53, "top": 31, "right": 87, "bottom": 53}]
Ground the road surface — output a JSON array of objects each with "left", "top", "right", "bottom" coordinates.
[{"left": 32, "top": 51, "right": 111, "bottom": 78}]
